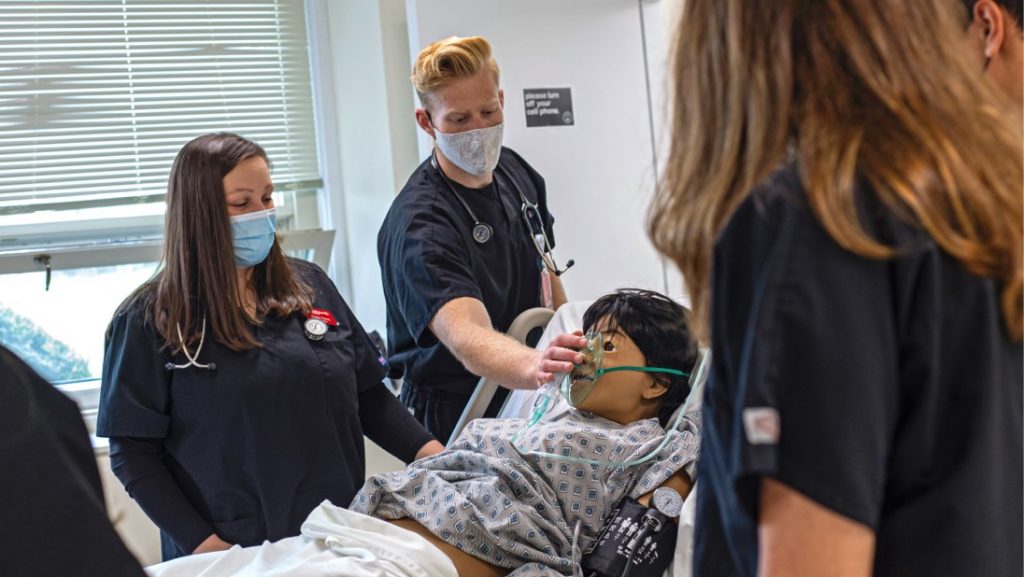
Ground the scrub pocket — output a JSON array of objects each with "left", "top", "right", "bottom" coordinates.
[{"left": 311, "top": 328, "right": 360, "bottom": 415}]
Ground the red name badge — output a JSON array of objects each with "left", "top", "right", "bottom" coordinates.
[{"left": 308, "top": 308, "right": 338, "bottom": 326}]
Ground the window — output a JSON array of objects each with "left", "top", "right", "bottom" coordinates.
[
  {"left": 0, "top": 262, "right": 160, "bottom": 384},
  {"left": 0, "top": 228, "right": 332, "bottom": 387},
  {"left": 0, "top": 1, "right": 326, "bottom": 393}
]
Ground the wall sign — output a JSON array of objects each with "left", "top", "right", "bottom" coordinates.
[{"left": 524, "top": 87, "right": 574, "bottom": 127}]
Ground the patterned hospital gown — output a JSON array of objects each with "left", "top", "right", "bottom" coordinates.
[{"left": 351, "top": 410, "right": 700, "bottom": 577}]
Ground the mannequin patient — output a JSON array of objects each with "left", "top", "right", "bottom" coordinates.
[{"left": 353, "top": 289, "right": 702, "bottom": 577}]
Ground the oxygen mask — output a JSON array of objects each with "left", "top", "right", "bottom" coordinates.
[
  {"left": 512, "top": 344, "right": 710, "bottom": 470},
  {"left": 559, "top": 331, "right": 690, "bottom": 409},
  {"left": 559, "top": 331, "right": 604, "bottom": 407}
]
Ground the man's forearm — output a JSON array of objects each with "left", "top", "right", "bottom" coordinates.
[
  {"left": 430, "top": 297, "right": 580, "bottom": 390},
  {"left": 448, "top": 323, "right": 542, "bottom": 389}
]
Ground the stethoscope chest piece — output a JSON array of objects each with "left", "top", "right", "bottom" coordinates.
[
  {"left": 304, "top": 317, "right": 329, "bottom": 341},
  {"left": 472, "top": 223, "right": 493, "bottom": 244}
]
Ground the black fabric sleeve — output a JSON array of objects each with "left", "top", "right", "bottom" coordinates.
[
  {"left": 97, "top": 308, "right": 172, "bottom": 438},
  {"left": 108, "top": 436, "right": 215, "bottom": 553},
  {"left": 335, "top": 280, "right": 437, "bottom": 462},
  {"left": 358, "top": 385, "right": 436, "bottom": 463},
  {"left": 711, "top": 184, "right": 900, "bottom": 530},
  {"left": 389, "top": 206, "right": 483, "bottom": 346},
  {"left": 0, "top": 346, "right": 147, "bottom": 577}
]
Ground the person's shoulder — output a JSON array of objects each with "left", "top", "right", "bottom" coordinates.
[
  {"left": 729, "top": 161, "right": 932, "bottom": 256},
  {"left": 381, "top": 159, "right": 452, "bottom": 232},
  {"left": 499, "top": 145, "right": 527, "bottom": 164},
  {"left": 0, "top": 345, "right": 80, "bottom": 442},
  {"left": 717, "top": 163, "right": 805, "bottom": 252},
  {"left": 286, "top": 257, "right": 358, "bottom": 311},
  {"left": 391, "top": 157, "right": 445, "bottom": 211},
  {"left": 0, "top": 346, "right": 41, "bottom": 441},
  {"left": 498, "top": 146, "right": 541, "bottom": 177},
  {"left": 743, "top": 161, "right": 806, "bottom": 213},
  {"left": 286, "top": 257, "right": 340, "bottom": 296},
  {"left": 107, "top": 282, "right": 158, "bottom": 338},
  {"left": 287, "top": 256, "right": 326, "bottom": 281}
]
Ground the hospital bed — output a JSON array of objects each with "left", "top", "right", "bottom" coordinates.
[
  {"left": 450, "top": 301, "right": 703, "bottom": 577},
  {"left": 146, "top": 301, "right": 702, "bottom": 577}
]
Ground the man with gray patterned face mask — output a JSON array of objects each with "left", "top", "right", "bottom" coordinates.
[{"left": 378, "top": 35, "right": 584, "bottom": 444}]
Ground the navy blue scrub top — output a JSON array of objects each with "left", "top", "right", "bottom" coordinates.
[
  {"left": 0, "top": 345, "right": 147, "bottom": 577},
  {"left": 694, "top": 164, "right": 1023, "bottom": 577},
  {"left": 97, "top": 259, "right": 434, "bottom": 557},
  {"left": 377, "top": 146, "right": 555, "bottom": 396}
]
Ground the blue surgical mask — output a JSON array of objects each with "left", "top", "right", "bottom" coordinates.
[{"left": 230, "top": 208, "right": 276, "bottom": 268}]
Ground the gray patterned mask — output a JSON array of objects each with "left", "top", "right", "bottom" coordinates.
[{"left": 433, "top": 122, "right": 503, "bottom": 176}]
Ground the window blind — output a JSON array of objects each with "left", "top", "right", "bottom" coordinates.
[{"left": 0, "top": 0, "right": 321, "bottom": 216}]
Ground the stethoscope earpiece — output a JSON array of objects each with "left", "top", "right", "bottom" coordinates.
[{"left": 556, "top": 259, "right": 576, "bottom": 276}]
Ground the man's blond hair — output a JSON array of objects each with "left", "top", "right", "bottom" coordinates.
[{"left": 411, "top": 36, "right": 500, "bottom": 110}]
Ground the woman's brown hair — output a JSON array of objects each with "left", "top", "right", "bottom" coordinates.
[
  {"left": 648, "top": 0, "right": 1023, "bottom": 340},
  {"left": 132, "top": 133, "right": 312, "bottom": 351}
]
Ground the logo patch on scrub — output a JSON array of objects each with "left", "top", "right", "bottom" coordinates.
[{"left": 742, "top": 407, "right": 780, "bottom": 445}]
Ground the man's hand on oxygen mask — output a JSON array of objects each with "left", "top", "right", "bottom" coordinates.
[{"left": 535, "top": 330, "right": 588, "bottom": 386}]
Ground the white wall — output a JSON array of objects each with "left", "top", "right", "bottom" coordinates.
[
  {"left": 314, "top": 0, "right": 688, "bottom": 331},
  {"left": 642, "top": 0, "right": 689, "bottom": 298},
  {"left": 309, "top": 0, "right": 422, "bottom": 333}
]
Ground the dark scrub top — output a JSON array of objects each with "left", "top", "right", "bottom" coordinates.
[
  {"left": 0, "top": 345, "right": 147, "bottom": 577},
  {"left": 694, "top": 163, "right": 1023, "bottom": 577},
  {"left": 97, "top": 259, "right": 434, "bottom": 559},
  {"left": 377, "top": 147, "right": 554, "bottom": 437}
]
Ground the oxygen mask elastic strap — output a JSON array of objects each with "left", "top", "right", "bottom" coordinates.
[
  {"left": 559, "top": 332, "right": 689, "bottom": 408},
  {"left": 508, "top": 334, "right": 704, "bottom": 469}
]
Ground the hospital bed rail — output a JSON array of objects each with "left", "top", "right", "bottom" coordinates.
[{"left": 447, "top": 306, "right": 555, "bottom": 445}]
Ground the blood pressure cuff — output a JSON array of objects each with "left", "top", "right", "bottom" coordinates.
[{"left": 581, "top": 497, "right": 677, "bottom": 577}]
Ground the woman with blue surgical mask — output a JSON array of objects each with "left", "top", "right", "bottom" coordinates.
[
  {"left": 97, "top": 133, "right": 443, "bottom": 561},
  {"left": 378, "top": 36, "right": 583, "bottom": 445}
]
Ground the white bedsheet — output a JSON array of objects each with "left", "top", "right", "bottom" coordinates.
[{"left": 145, "top": 501, "right": 457, "bottom": 577}]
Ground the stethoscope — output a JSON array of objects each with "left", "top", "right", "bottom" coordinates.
[
  {"left": 164, "top": 316, "right": 216, "bottom": 371},
  {"left": 164, "top": 312, "right": 330, "bottom": 371},
  {"left": 431, "top": 152, "right": 575, "bottom": 276}
]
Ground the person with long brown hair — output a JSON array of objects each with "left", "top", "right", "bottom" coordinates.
[
  {"left": 97, "top": 133, "right": 443, "bottom": 561},
  {"left": 647, "top": 0, "right": 1022, "bottom": 576}
]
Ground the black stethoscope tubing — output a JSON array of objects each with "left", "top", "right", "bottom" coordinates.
[
  {"left": 430, "top": 151, "right": 573, "bottom": 274},
  {"left": 429, "top": 153, "right": 541, "bottom": 245},
  {"left": 431, "top": 151, "right": 507, "bottom": 245}
]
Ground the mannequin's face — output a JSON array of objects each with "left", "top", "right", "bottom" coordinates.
[{"left": 573, "top": 317, "right": 667, "bottom": 423}]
